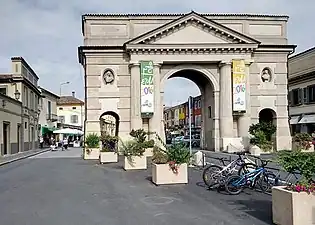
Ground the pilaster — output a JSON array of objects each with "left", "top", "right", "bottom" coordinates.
[
  {"left": 219, "top": 61, "right": 234, "bottom": 150},
  {"left": 237, "top": 60, "right": 253, "bottom": 148},
  {"left": 129, "top": 62, "right": 142, "bottom": 130},
  {"left": 149, "top": 63, "right": 162, "bottom": 139}
]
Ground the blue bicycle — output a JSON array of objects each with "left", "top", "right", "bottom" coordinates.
[{"left": 224, "top": 159, "right": 275, "bottom": 195}]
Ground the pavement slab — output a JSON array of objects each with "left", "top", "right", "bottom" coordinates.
[{"left": 0, "top": 148, "right": 273, "bottom": 225}]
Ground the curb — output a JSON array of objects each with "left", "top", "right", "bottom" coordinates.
[{"left": 0, "top": 148, "right": 50, "bottom": 166}]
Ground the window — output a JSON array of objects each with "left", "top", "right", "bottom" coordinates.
[
  {"left": 307, "top": 85, "right": 315, "bottom": 103},
  {"left": 72, "top": 107, "right": 76, "bottom": 109},
  {"left": 208, "top": 106, "right": 212, "bottom": 118},
  {"left": 71, "top": 115, "right": 78, "bottom": 123},
  {"left": 30, "top": 91, "right": 34, "bottom": 109},
  {"left": 58, "top": 116, "right": 65, "bottom": 123},
  {"left": 0, "top": 87, "right": 6, "bottom": 95},
  {"left": 292, "top": 89, "right": 301, "bottom": 106},
  {"left": 198, "top": 100, "right": 201, "bottom": 108},
  {"left": 25, "top": 122, "right": 27, "bottom": 129},
  {"left": 59, "top": 107, "right": 63, "bottom": 110},
  {"left": 47, "top": 101, "right": 51, "bottom": 116}
]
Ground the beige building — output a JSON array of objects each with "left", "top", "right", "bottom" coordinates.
[
  {"left": 38, "top": 87, "right": 60, "bottom": 137},
  {"left": 79, "top": 11, "right": 296, "bottom": 151},
  {"left": 288, "top": 46, "right": 315, "bottom": 134},
  {"left": 0, "top": 57, "right": 41, "bottom": 155},
  {"left": 57, "top": 92, "right": 84, "bottom": 130}
]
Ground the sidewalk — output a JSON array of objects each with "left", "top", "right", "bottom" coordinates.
[{"left": 0, "top": 148, "right": 50, "bottom": 166}]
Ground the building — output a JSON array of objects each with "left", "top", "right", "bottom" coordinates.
[
  {"left": 0, "top": 57, "right": 41, "bottom": 155},
  {"left": 57, "top": 92, "right": 84, "bottom": 130},
  {"left": 38, "top": 87, "right": 60, "bottom": 141},
  {"left": 288, "top": 46, "right": 315, "bottom": 134},
  {"left": 79, "top": 11, "right": 295, "bottom": 151}
]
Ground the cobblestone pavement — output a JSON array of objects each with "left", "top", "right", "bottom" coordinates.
[{"left": 0, "top": 148, "right": 273, "bottom": 225}]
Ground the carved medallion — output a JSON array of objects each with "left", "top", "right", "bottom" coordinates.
[
  {"left": 103, "top": 69, "right": 115, "bottom": 84},
  {"left": 261, "top": 68, "right": 272, "bottom": 83}
]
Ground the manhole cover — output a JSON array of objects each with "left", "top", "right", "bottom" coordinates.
[{"left": 140, "top": 196, "right": 175, "bottom": 205}]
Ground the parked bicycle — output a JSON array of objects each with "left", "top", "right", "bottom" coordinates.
[
  {"left": 202, "top": 152, "right": 257, "bottom": 188},
  {"left": 224, "top": 158, "right": 276, "bottom": 195}
]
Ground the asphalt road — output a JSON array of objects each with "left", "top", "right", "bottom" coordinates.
[{"left": 0, "top": 148, "right": 273, "bottom": 225}]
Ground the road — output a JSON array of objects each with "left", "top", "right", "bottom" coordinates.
[{"left": 0, "top": 148, "right": 273, "bottom": 225}]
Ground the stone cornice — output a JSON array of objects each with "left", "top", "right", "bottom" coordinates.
[
  {"left": 255, "top": 44, "right": 297, "bottom": 53},
  {"left": 126, "top": 43, "right": 258, "bottom": 54},
  {"left": 125, "top": 12, "right": 260, "bottom": 45}
]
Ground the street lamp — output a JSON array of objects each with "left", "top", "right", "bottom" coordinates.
[
  {"left": 14, "top": 89, "right": 21, "bottom": 100},
  {"left": 59, "top": 81, "right": 70, "bottom": 96}
]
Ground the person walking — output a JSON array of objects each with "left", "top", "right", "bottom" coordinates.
[
  {"left": 39, "top": 136, "right": 44, "bottom": 149},
  {"left": 63, "top": 137, "right": 68, "bottom": 150}
]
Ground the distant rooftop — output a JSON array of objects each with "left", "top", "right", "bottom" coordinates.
[{"left": 57, "top": 96, "right": 84, "bottom": 105}]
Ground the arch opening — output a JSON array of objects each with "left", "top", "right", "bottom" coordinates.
[
  {"left": 163, "top": 68, "right": 216, "bottom": 150},
  {"left": 99, "top": 111, "right": 120, "bottom": 149},
  {"left": 259, "top": 108, "right": 276, "bottom": 124}
]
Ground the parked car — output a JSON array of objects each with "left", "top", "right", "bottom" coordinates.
[{"left": 173, "top": 135, "right": 200, "bottom": 148}]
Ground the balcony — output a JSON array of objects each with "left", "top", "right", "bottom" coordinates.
[{"left": 46, "top": 113, "right": 58, "bottom": 122}]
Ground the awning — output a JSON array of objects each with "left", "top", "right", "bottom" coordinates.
[
  {"left": 298, "top": 114, "right": 315, "bottom": 124},
  {"left": 290, "top": 116, "right": 300, "bottom": 125},
  {"left": 41, "top": 126, "right": 57, "bottom": 135}
]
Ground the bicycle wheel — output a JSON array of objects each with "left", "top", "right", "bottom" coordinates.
[
  {"left": 202, "top": 164, "right": 223, "bottom": 188},
  {"left": 225, "top": 175, "right": 244, "bottom": 195},
  {"left": 238, "top": 163, "right": 258, "bottom": 176},
  {"left": 257, "top": 172, "right": 276, "bottom": 193}
]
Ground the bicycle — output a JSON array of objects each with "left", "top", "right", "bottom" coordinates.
[
  {"left": 224, "top": 159, "right": 275, "bottom": 195},
  {"left": 202, "top": 152, "right": 257, "bottom": 188}
]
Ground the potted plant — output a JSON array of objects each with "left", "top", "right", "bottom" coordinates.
[
  {"left": 292, "top": 133, "right": 314, "bottom": 152},
  {"left": 248, "top": 122, "right": 276, "bottom": 155},
  {"left": 99, "top": 134, "right": 118, "bottom": 164},
  {"left": 130, "top": 129, "right": 155, "bottom": 157},
  {"left": 121, "top": 140, "right": 146, "bottom": 170},
  {"left": 84, "top": 133, "right": 100, "bottom": 160},
  {"left": 152, "top": 142, "right": 191, "bottom": 185},
  {"left": 272, "top": 150, "right": 315, "bottom": 225}
]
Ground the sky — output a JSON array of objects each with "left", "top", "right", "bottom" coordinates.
[{"left": 0, "top": 0, "right": 314, "bottom": 106}]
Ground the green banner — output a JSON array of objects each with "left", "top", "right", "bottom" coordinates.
[{"left": 140, "top": 61, "right": 154, "bottom": 114}]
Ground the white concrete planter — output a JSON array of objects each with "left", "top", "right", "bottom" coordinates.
[
  {"left": 84, "top": 148, "right": 100, "bottom": 160},
  {"left": 249, "top": 145, "right": 261, "bottom": 156},
  {"left": 143, "top": 148, "right": 153, "bottom": 157},
  {"left": 99, "top": 152, "right": 118, "bottom": 164},
  {"left": 152, "top": 163, "right": 188, "bottom": 185},
  {"left": 123, "top": 156, "right": 147, "bottom": 170},
  {"left": 272, "top": 186, "right": 315, "bottom": 225}
]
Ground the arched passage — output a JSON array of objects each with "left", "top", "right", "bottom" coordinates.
[
  {"left": 162, "top": 66, "right": 218, "bottom": 150},
  {"left": 259, "top": 108, "right": 276, "bottom": 124},
  {"left": 99, "top": 111, "right": 120, "bottom": 137}
]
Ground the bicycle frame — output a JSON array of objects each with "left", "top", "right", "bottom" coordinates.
[
  {"left": 232, "top": 167, "right": 266, "bottom": 187},
  {"left": 217, "top": 158, "right": 242, "bottom": 175}
]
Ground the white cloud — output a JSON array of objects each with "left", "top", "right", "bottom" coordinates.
[{"left": 0, "top": 0, "right": 314, "bottom": 102}]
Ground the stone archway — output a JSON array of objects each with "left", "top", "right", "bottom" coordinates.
[
  {"left": 161, "top": 65, "right": 219, "bottom": 150},
  {"left": 259, "top": 108, "right": 276, "bottom": 125},
  {"left": 99, "top": 111, "right": 120, "bottom": 137}
]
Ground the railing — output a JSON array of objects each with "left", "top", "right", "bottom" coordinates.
[{"left": 46, "top": 113, "right": 58, "bottom": 122}]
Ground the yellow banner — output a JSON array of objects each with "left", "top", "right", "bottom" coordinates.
[{"left": 232, "top": 60, "right": 246, "bottom": 111}]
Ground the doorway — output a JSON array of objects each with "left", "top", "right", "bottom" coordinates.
[
  {"left": 2, "top": 122, "right": 10, "bottom": 155},
  {"left": 31, "top": 126, "right": 34, "bottom": 150},
  {"left": 17, "top": 124, "right": 21, "bottom": 152}
]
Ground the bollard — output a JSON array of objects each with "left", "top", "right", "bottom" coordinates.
[{"left": 193, "top": 151, "right": 204, "bottom": 166}]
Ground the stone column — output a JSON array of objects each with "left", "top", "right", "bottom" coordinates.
[
  {"left": 237, "top": 60, "right": 253, "bottom": 148},
  {"left": 213, "top": 90, "right": 220, "bottom": 151},
  {"left": 219, "top": 61, "right": 234, "bottom": 149},
  {"left": 149, "top": 63, "right": 162, "bottom": 138},
  {"left": 129, "top": 62, "right": 142, "bottom": 130}
]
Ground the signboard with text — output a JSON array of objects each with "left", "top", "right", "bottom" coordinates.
[
  {"left": 140, "top": 61, "right": 154, "bottom": 114},
  {"left": 232, "top": 60, "right": 246, "bottom": 112}
]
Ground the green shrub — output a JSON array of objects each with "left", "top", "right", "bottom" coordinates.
[
  {"left": 249, "top": 122, "right": 276, "bottom": 152},
  {"left": 293, "top": 133, "right": 312, "bottom": 150},
  {"left": 85, "top": 133, "right": 100, "bottom": 148},
  {"left": 100, "top": 134, "right": 118, "bottom": 152},
  {"left": 277, "top": 150, "right": 315, "bottom": 186},
  {"left": 120, "top": 140, "right": 145, "bottom": 157}
]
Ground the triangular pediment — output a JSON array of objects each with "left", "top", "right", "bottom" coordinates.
[{"left": 125, "top": 11, "right": 260, "bottom": 45}]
